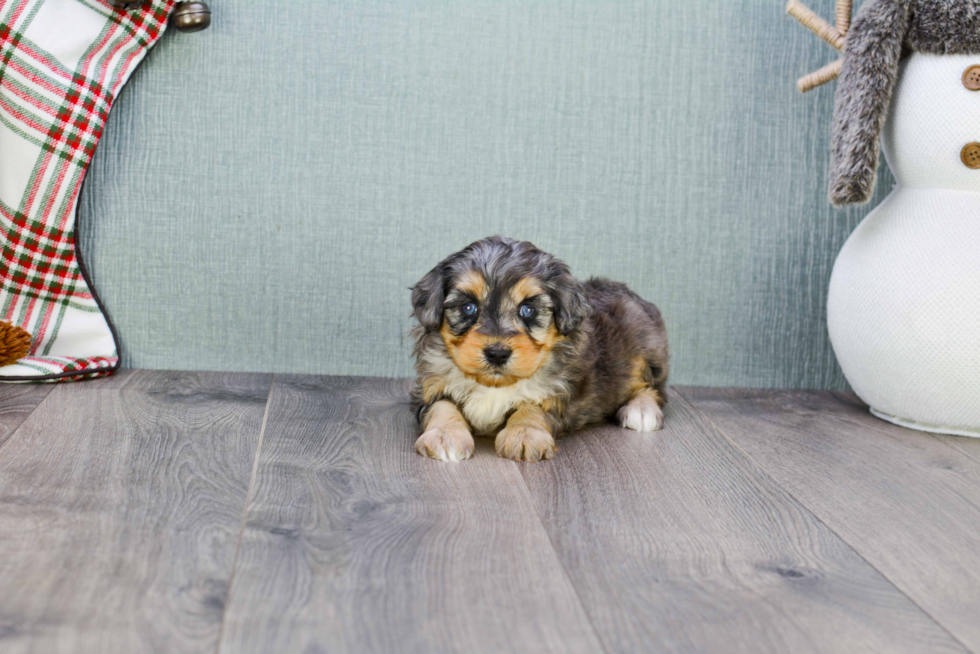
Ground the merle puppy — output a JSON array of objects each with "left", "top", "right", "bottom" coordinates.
[{"left": 410, "top": 236, "right": 668, "bottom": 462}]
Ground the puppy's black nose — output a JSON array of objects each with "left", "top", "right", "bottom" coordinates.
[{"left": 483, "top": 343, "right": 512, "bottom": 367}]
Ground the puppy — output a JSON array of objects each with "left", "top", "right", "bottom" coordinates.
[{"left": 410, "top": 236, "right": 668, "bottom": 462}]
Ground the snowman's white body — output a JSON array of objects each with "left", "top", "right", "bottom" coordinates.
[{"left": 828, "top": 53, "right": 980, "bottom": 436}]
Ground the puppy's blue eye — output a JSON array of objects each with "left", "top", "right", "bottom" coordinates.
[
  {"left": 462, "top": 302, "right": 477, "bottom": 316},
  {"left": 519, "top": 304, "right": 537, "bottom": 319}
]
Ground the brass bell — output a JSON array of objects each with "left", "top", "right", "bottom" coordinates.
[
  {"left": 173, "top": 2, "right": 211, "bottom": 32},
  {"left": 107, "top": 0, "right": 143, "bottom": 8}
]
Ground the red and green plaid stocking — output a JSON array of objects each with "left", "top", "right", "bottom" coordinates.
[{"left": 0, "top": 0, "right": 173, "bottom": 381}]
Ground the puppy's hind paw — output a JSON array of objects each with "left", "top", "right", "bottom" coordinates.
[
  {"left": 617, "top": 395, "right": 664, "bottom": 432},
  {"left": 415, "top": 425, "right": 475, "bottom": 462}
]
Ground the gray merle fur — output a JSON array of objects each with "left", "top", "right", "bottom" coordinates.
[{"left": 410, "top": 236, "right": 668, "bottom": 436}]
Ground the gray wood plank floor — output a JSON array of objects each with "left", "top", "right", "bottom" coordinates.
[
  {"left": 0, "top": 370, "right": 271, "bottom": 654},
  {"left": 2, "top": 371, "right": 980, "bottom": 653},
  {"left": 0, "top": 382, "right": 52, "bottom": 450},
  {"left": 678, "top": 387, "right": 980, "bottom": 653},
  {"left": 520, "top": 393, "right": 964, "bottom": 654},
  {"left": 218, "top": 375, "right": 602, "bottom": 654}
]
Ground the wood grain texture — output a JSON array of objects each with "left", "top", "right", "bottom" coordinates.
[
  {"left": 218, "top": 375, "right": 603, "bottom": 654},
  {"left": 680, "top": 386, "right": 980, "bottom": 653},
  {"left": 519, "top": 392, "right": 965, "bottom": 654},
  {"left": 0, "top": 382, "right": 53, "bottom": 450},
  {"left": 935, "top": 433, "right": 980, "bottom": 468},
  {"left": 835, "top": 392, "right": 980, "bottom": 472},
  {"left": 0, "top": 369, "right": 271, "bottom": 654}
]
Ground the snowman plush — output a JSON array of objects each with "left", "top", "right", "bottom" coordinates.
[{"left": 793, "top": 0, "right": 980, "bottom": 435}]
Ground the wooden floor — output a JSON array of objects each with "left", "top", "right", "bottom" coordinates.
[{"left": 2, "top": 371, "right": 980, "bottom": 653}]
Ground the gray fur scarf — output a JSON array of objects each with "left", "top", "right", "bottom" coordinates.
[{"left": 830, "top": 0, "right": 980, "bottom": 206}]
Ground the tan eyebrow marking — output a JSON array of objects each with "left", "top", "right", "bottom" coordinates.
[
  {"left": 511, "top": 277, "right": 544, "bottom": 304},
  {"left": 456, "top": 269, "right": 487, "bottom": 300}
]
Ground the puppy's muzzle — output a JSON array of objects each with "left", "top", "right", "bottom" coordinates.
[{"left": 483, "top": 343, "right": 512, "bottom": 367}]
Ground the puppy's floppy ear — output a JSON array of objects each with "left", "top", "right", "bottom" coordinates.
[
  {"left": 411, "top": 265, "right": 446, "bottom": 331},
  {"left": 550, "top": 274, "right": 590, "bottom": 335}
]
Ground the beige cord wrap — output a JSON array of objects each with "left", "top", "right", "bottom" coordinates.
[
  {"left": 836, "top": 0, "right": 852, "bottom": 33},
  {"left": 787, "top": 0, "right": 852, "bottom": 92},
  {"left": 797, "top": 58, "right": 843, "bottom": 93},
  {"left": 786, "top": 0, "right": 844, "bottom": 50}
]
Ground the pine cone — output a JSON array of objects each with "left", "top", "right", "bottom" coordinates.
[{"left": 0, "top": 322, "right": 31, "bottom": 367}]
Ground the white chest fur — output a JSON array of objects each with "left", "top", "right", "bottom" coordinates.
[{"left": 438, "top": 364, "right": 561, "bottom": 436}]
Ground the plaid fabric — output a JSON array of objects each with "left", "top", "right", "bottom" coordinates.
[{"left": 0, "top": 0, "right": 174, "bottom": 381}]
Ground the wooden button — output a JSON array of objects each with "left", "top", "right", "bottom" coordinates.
[
  {"left": 964, "top": 65, "right": 980, "bottom": 90},
  {"left": 962, "top": 143, "right": 980, "bottom": 169}
]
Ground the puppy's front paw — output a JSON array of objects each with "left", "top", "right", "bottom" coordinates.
[
  {"left": 495, "top": 425, "right": 556, "bottom": 462},
  {"left": 415, "top": 425, "right": 474, "bottom": 462},
  {"left": 618, "top": 395, "right": 664, "bottom": 432}
]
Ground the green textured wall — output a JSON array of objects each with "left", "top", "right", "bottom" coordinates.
[{"left": 78, "top": 0, "right": 891, "bottom": 388}]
